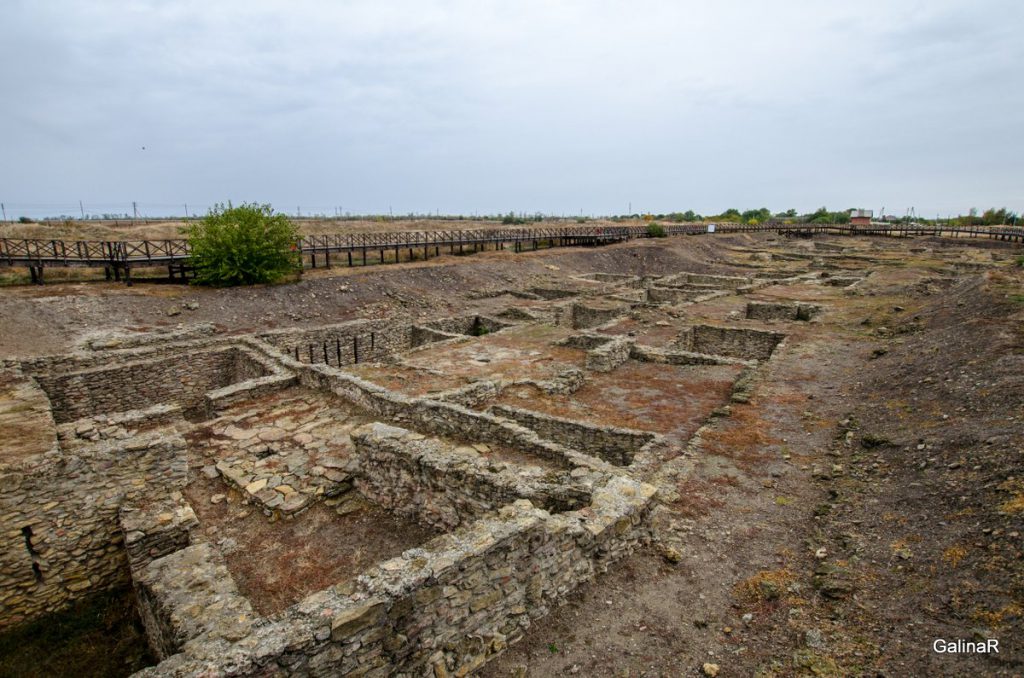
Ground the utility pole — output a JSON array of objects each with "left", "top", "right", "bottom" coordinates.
[
  {"left": 184, "top": 203, "right": 189, "bottom": 219},
  {"left": 1, "top": 202, "right": 6, "bottom": 222},
  {"left": 79, "top": 200, "right": 85, "bottom": 219},
  {"left": 132, "top": 201, "right": 138, "bottom": 224}
]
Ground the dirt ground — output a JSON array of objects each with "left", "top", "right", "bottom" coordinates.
[
  {"left": 184, "top": 473, "right": 438, "bottom": 617},
  {"left": 1, "top": 233, "right": 1022, "bottom": 676}
]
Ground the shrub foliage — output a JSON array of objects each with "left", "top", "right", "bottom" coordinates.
[
  {"left": 186, "top": 203, "right": 300, "bottom": 286},
  {"left": 646, "top": 222, "right": 667, "bottom": 238}
]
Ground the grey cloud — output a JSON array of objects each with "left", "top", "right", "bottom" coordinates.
[{"left": 0, "top": 0, "right": 1021, "bottom": 218}]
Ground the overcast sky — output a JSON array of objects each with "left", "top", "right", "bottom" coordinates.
[{"left": 2, "top": 0, "right": 1022, "bottom": 219}]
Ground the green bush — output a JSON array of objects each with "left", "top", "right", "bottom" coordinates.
[
  {"left": 501, "top": 211, "right": 527, "bottom": 225},
  {"left": 646, "top": 222, "right": 667, "bottom": 238},
  {"left": 185, "top": 203, "right": 300, "bottom": 286}
]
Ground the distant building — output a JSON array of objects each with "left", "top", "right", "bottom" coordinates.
[{"left": 850, "top": 209, "right": 872, "bottom": 227}]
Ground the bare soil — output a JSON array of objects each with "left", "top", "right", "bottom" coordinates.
[
  {"left": 494, "top": 361, "right": 742, "bottom": 445},
  {"left": 184, "top": 474, "right": 438, "bottom": 617}
]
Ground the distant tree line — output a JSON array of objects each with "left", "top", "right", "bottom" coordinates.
[{"left": 610, "top": 206, "right": 1019, "bottom": 227}]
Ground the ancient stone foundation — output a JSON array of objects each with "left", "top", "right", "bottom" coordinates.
[{"left": 0, "top": 262, "right": 807, "bottom": 675}]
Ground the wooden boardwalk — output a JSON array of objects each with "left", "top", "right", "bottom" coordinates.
[{"left": 1, "top": 222, "right": 1021, "bottom": 284}]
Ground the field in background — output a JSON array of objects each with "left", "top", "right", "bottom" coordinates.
[{"left": 0, "top": 217, "right": 638, "bottom": 242}]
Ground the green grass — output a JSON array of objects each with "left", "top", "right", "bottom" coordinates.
[{"left": 0, "top": 587, "right": 154, "bottom": 678}]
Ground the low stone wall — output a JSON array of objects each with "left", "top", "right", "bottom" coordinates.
[
  {"left": 559, "top": 332, "right": 615, "bottom": 350},
  {"left": 647, "top": 285, "right": 714, "bottom": 304},
  {"left": 570, "top": 302, "right": 630, "bottom": 330},
  {"left": 132, "top": 474, "right": 655, "bottom": 677},
  {"left": 746, "top": 301, "right": 822, "bottom": 321},
  {"left": 133, "top": 542, "right": 254, "bottom": 662},
  {"left": 120, "top": 495, "right": 198, "bottom": 575},
  {"left": 0, "top": 428, "right": 188, "bottom": 628},
  {"left": 280, "top": 357, "right": 606, "bottom": 472},
  {"left": 489, "top": 405, "right": 655, "bottom": 467},
  {"left": 423, "top": 314, "right": 514, "bottom": 337},
  {"left": 678, "top": 324, "right": 785, "bottom": 361},
  {"left": 203, "top": 372, "right": 297, "bottom": 414},
  {"left": 350, "top": 423, "right": 590, "bottom": 530},
  {"left": 824, "top": 275, "right": 865, "bottom": 287},
  {"left": 78, "top": 323, "right": 217, "bottom": 352},
  {"left": 585, "top": 336, "right": 634, "bottom": 372},
  {"left": 410, "top": 325, "right": 461, "bottom": 348},
  {"left": 529, "top": 287, "right": 578, "bottom": 300},
  {"left": 33, "top": 346, "right": 274, "bottom": 423},
  {"left": 56, "top": 403, "right": 184, "bottom": 445},
  {"left": 260, "top": 319, "right": 414, "bottom": 367},
  {"left": 630, "top": 344, "right": 754, "bottom": 367},
  {"left": 661, "top": 272, "right": 751, "bottom": 289}
]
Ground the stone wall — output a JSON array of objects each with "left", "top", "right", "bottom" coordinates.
[
  {"left": 0, "top": 428, "right": 188, "bottom": 628},
  {"left": 260, "top": 319, "right": 414, "bottom": 367},
  {"left": 422, "top": 315, "right": 514, "bottom": 337},
  {"left": 678, "top": 324, "right": 785, "bottom": 361},
  {"left": 647, "top": 285, "right": 711, "bottom": 304},
  {"left": 660, "top": 272, "right": 750, "bottom": 289},
  {"left": 34, "top": 347, "right": 273, "bottom": 423},
  {"left": 630, "top": 343, "right": 754, "bottom": 367},
  {"left": 132, "top": 467, "right": 655, "bottom": 677},
  {"left": 585, "top": 336, "right": 634, "bottom": 372},
  {"left": 746, "top": 301, "right": 822, "bottom": 321},
  {"left": 120, "top": 496, "right": 198, "bottom": 575},
  {"left": 133, "top": 542, "right": 254, "bottom": 662},
  {"left": 409, "top": 325, "right": 461, "bottom": 348},
  {"left": 489, "top": 405, "right": 655, "bottom": 467},
  {"left": 350, "top": 423, "right": 591, "bottom": 530},
  {"left": 281, "top": 358, "right": 605, "bottom": 471},
  {"left": 570, "top": 302, "right": 630, "bottom": 330}
]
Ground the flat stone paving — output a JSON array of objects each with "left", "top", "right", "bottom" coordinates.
[
  {"left": 186, "top": 387, "right": 370, "bottom": 515},
  {"left": 400, "top": 323, "right": 586, "bottom": 383}
]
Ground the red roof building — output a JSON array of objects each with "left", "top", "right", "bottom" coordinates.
[{"left": 850, "top": 209, "right": 872, "bottom": 227}]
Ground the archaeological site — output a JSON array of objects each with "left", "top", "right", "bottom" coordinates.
[{"left": 0, "top": 227, "right": 1021, "bottom": 677}]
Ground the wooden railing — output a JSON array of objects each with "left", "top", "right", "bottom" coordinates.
[{"left": 1, "top": 222, "right": 1021, "bottom": 277}]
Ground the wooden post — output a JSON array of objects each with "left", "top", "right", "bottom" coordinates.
[
  {"left": 353, "top": 336, "right": 359, "bottom": 364},
  {"left": 336, "top": 338, "right": 342, "bottom": 365}
]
